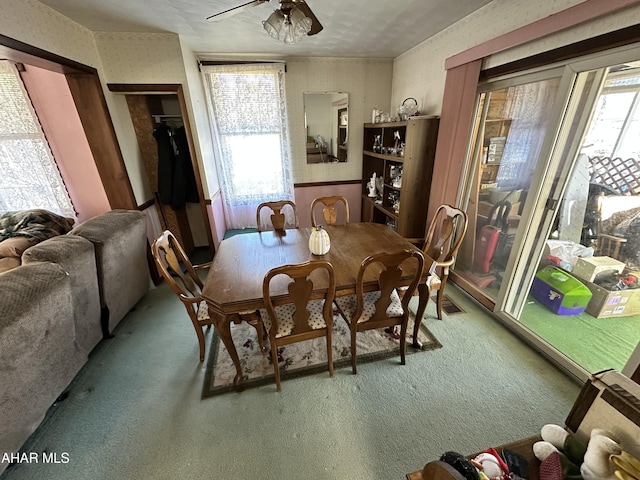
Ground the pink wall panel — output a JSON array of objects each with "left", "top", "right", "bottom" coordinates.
[
  {"left": 294, "top": 183, "right": 361, "bottom": 228},
  {"left": 20, "top": 65, "right": 110, "bottom": 223},
  {"left": 208, "top": 193, "right": 226, "bottom": 249},
  {"left": 428, "top": 60, "right": 482, "bottom": 225},
  {"left": 209, "top": 183, "right": 362, "bottom": 243}
]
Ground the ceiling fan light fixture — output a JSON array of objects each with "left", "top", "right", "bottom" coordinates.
[
  {"left": 263, "top": 9, "right": 285, "bottom": 39},
  {"left": 263, "top": 5, "right": 312, "bottom": 44},
  {"left": 290, "top": 6, "right": 312, "bottom": 35}
]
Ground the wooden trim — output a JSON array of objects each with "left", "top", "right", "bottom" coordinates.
[
  {"left": 199, "top": 60, "right": 286, "bottom": 66},
  {"left": 0, "top": 33, "right": 96, "bottom": 75},
  {"left": 138, "top": 199, "right": 155, "bottom": 210},
  {"left": 66, "top": 73, "right": 137, "bottom": 210},
  {"left": 294, "top": 179, "right": 360, "bottom": 188},
  {"left": 450, "top": 270, "right": 496, "bottom": 312},
  {"left": 481, "top": 24, "right": 640, "bottom": 80},
  {"left": 208, "top": 189, "right": 222, "bottom": 204},
  {"left": 445, "top": 0, "right": 640, "bottom": 70},
  {"left": 174, "top": 84, "right": 215, "bottom": 250},
  {"left": 107, "top": 83, "right": 182, "bottom": 94}
]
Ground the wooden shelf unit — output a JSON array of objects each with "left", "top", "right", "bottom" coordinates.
[{"left": 361, "top": 118, "right": 439, "bottom": 239}]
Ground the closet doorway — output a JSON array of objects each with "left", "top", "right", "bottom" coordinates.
[{"left": 108, "top": 84, "right": 214, "bottom": 260}]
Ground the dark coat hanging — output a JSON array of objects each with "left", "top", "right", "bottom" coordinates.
[
  {"left": 153, "top": 124, "right": 175, "bottom": 205},
  {"left": 172, "top": 126, "right": 199, "bottom": 210},
  {"left": 153, "top": 123, "right": 199, "bottom": 210}
]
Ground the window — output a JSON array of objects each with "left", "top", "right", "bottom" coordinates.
[
  {"left": 0, "top": 61, "right": 75, "bottom": 218},
  {"left": 202, "top": 63, "right": 294, "bottom": 230},
  {"left": 582, "top": 69, "right": 640, "bottom": 160}
]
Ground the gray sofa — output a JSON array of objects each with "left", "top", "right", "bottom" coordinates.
[{"left": 0, "top": 209, "right": 150, "bottom": 474}]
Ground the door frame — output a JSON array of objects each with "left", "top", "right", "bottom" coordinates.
[
  {"left": 107, "top": 83, "right": 215, "bottom": 253},
  {"left": 0, "top": 33, "right": 137, "bottom": 210}
]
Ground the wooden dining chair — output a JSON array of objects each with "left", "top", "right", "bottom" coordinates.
[
  {"left": 260, "top": 260, "right": 336, "bottom": 391},
  {"left": 334, "top": 249, "right": 425, "bottom": 374},
  {"left": 415, "top": 204, "right": 468, "bottom": 327},
  {"left": 152, "top": 230, "right": 264, "bottom": 362},
  {"left": 311, "top": 195, "right": 350, "bottom": 226},
  {"left": 256, "top": 200, "right": 299, "bottom": 232}
]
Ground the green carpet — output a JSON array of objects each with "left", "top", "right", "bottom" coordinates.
[
  {"left": 1, "top": 284, "right": 580, "bottom": 480},
  {"left": 223, "top": 228, "right": 257, "bottom": 239},
  {"left": 520, "top": 295, "right": 640, "bottom": 373}
]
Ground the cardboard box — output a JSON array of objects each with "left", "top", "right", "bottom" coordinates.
[
  {"left": 572, "top": 256, "right": 625, "bottom": 282},
  {"left": 583, "top": 279, "right": 640, "bottom": 318},
  {"left": 566, "top": 369, "right": 640, "bottom": 449}
]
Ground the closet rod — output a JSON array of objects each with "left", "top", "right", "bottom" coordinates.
[{"left": 152, "top": 114, "right": 182, "bottom": 123}]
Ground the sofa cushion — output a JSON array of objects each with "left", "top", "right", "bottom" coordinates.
[
  {"left": 0, "top": 262, "right": 85, "bottom": 463},
  {"left": 0, "top": 256, "right": 21, "bottom": 273},
  {"left": 71, "top": 209, "right": 150, "bottom": 333},
  {"left": 0, "top": 236, "right": 38, "bottom": 258},
  {"left": 23, "top": 235, "right": 102, "bottom": 354}
]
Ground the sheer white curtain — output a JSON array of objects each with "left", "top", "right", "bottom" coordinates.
[
  {"left": 202, "top": 63, "right": 294, "bottom": 230},
  {"left": 496, "top": 79, "right": 560, "bottom": 189},
  {"left": 0, "top": 61, "right": 75, "bottom": 218}
]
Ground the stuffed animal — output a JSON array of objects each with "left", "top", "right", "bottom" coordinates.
[
  {"left": 533, "top": 424, "right": 640, "bottom": 480},
  {"left": 471, "top": 447, "right": 510, "bottom": 480}
]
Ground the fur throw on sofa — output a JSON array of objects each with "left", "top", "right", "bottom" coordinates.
[
  {"left": 0, "top": 209, "right": 75, "bottom": 273},
  {"left": 0, "top": 209, "right": 75, "bottom": 242}
]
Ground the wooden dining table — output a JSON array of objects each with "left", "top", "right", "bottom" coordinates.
[{"left": 201, "top": 222, "right": 434, "bottom": 385}]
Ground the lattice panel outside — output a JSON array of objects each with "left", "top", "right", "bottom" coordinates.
[{"left": 589, "top": 156, "right": 640, "bottom": 195}]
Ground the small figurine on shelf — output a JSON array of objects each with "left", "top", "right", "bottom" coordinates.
[
  {"left": 375, "top": 176, "right": 384, "bottom": 199},
  {"left": 393, "top": 171, "right": 402, "bottom": 189},
  {"left": 390, "top": 165, "right": 403, "bottom": 189},
  {"left": 373, "top": 135, "right": 382, "bottom": 153},
  {"left": 393, "top": 130, "right": 402, "bottom": 154},
  {"left": 367, "top": 172, "right": 378, "bottom": 198}
]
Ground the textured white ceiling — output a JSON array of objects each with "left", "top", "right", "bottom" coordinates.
[{"left": 36, "top": 0, "right": 494, "bottom": 58}]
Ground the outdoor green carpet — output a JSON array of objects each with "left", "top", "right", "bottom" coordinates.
[
  {"left": 520, "top": 295, "right": 640, "bottom": 373},
  {"left": 202, "top": 312, "right": 441, "bottom": 397}
]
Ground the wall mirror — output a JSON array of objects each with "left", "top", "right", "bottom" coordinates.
[{"left": 304, "top": 92, "right": 348, "bottom": 163}]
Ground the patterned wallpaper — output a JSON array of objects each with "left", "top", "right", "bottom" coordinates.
[
  {"left": 2, "top": 0, "right": 100, "bottom": 68},
  {"left": 284, "top": 57, "right": 393, "bottom": 184},
  {"left": 391, "top": 0, "right": 640, "bottom": 115},
  {"left": 93, "top": 32, "right": 188, "bottom": 85}
]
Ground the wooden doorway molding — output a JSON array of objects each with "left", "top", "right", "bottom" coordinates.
[
  {"left": 107, "top": 83, "right": 215, "bottom": 253},
  {"left": 0, "top": 34, "right": 137, "bottom": 210}
]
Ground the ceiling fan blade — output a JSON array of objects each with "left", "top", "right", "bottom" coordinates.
[
  {"left": 296, "top": 1, "right": 323, "bottom": 35},
  {"left": 206, "top": 0, "right": 270, "bottom": 22}
]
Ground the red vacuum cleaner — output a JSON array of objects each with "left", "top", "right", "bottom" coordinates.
[{"left": 460, "top": 196, "right": 514, "bottom": 288}]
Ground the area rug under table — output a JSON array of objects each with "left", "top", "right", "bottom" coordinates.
[{"left": 202, "top": 313, "right": 441, "bottom": 397}]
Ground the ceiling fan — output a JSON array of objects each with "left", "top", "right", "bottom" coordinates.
[{"left": 206, "top": 0, "right": 323, "bottom": 39}]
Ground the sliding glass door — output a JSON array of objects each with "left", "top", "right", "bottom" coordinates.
[
  {"left": 453, "top": 44, "right": 640, "bottom": 382},
  {"left": 454, "top": 67, "right": 569, "bottom": 308}
]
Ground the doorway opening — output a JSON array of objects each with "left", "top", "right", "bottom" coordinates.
[{"left": 108, "top": 84, "right": 214, "bottom": 264}]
